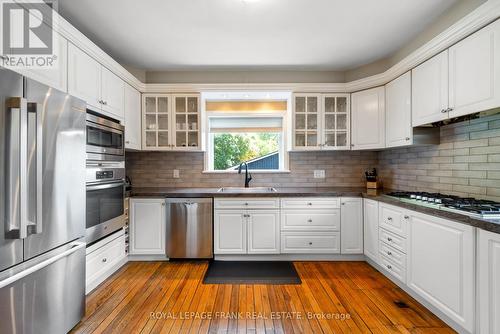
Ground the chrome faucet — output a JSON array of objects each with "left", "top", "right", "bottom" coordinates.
[{"left": 238, "top": 162, "right": 252, "bottom": 188}]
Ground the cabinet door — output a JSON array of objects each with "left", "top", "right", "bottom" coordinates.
[
  {"left": 13, "top": 34, "right": 68, "bottom": 92},
  {"left": 173, "top": 95, "right": 200, "bottom": 150},
  {"left": 478, "top": 229, "right": 500, "bottom": 334},
  {"left": 293, "top": 94, "right": 321, "bottom": 150},
  {"left": 322, "top": 94, "right": 350, "bottom": 149},
  {"left": 129, "top": 199, "right": 166, "bottom": 255},
  {"left": 101, "top": 67, "right": 125, "bottom": 119},
  {"left": 386, "top": 72, "right": 412, "bottom": 147},
  {"left": 143, "top": 95, "right": 171, "bottom": 150},
  {"left": 247, "top": 210, "right": 280, "bottom": 254},
  {"left": 411, "top": 50, "right": 449, "bottom": 126},
  {"left": 449, "top": 19, "right": 500, "bottom": 118},
  {"left": 363, "top": 199, "right": 379, "bottom": 262},
  {"left": 124, "top": 84, "right": 141, "bottom": 150},
  {"left": 214, "top": 210, "right": 246, "bottom": 254},
  {"left": 68, "top": 43, "right": 101, "bottom": 110},
  {"left": 407, "top": 213, "right": 474, "bottom": 332},
  {"left": 340, "top": 197, "right": 363, "bottom": 254},
  {"left": 351, "top": 87, "right": 385, "bottom": 150}
]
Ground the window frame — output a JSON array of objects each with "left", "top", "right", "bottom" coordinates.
[{"left": 203, "top": 110, "right": 290, "bottom": 173}]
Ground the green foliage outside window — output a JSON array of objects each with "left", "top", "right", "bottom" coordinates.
[{"left": 213, "top": 133, "right": 280, "bottom": 170}]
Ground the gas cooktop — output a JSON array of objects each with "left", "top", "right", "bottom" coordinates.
[{"left": 386, "top": 191, "right": 500, "bottom": 220}]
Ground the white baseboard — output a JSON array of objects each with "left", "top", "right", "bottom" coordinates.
[
  {"left": 365, "top": 258, "right": 471, "bottom": 334},
  {"left": 128, "top": 254, "right": 170, "bottom": 261},
  {"left": 214, "top": 254, "right": 366, "bottom": 261}
]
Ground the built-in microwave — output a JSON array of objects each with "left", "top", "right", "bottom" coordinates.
[{"left": 86, "top": 111, "right": 125, "bottom": 161}]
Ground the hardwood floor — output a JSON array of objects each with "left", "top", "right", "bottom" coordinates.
[{"left": 71, "top": 261, "right": 455, "bottom": 334}]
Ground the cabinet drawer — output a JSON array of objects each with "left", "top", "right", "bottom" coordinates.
[
  {"left": 379, "top": 203, "right": 408, "bottom": 237},
  {"left": 281, "top": 232, "right": 340, "bottom": 254},
  {"left": 281, "top": 210, "right": 340, "bottom": 231},
  {"left": 86, "top": 235, "right": 126, "bottom": 284},
  {"left": 215, "top": 198, "right": 279, "bottom": 209},
  {"left": 379, "top": 228, "right": 406, "bottom": 254},
  {"left": 380, "top": 255, "right": 406, "bottom": 283},
  {"left": 379, "top": 241, "right": 406, "bottom": 268},
  {"left": 281, "top": 197, "right": 340, "bottom": 209}
]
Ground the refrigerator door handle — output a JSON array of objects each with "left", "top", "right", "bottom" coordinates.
[
  {"left": 0, "top": 241, "right": 85, "bottom": 289},
  {"left": 27, "top": 102, "right": 43, "bottom": 235},
  {"left": 5, "top": 97, "right": 28, "bottom": 239}
]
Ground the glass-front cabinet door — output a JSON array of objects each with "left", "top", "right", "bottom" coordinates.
[
  {"left": 173, "top": 95, "right": 200, "bottom": 150},
  {"left": 143, "top": 95, "right": 171, "bottom": 149},
  {"left": 293, "top": 94, "right": 321, "bottom": 149},
  {"left": 322, "top": 94, "right": 350, "bottom": 149},
  {"left": 142, "top": 94, "right": 201, "bottom": 151}
]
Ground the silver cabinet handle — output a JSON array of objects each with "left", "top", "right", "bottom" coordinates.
[
  {"left": 308, "top": 242, "right": 313, "bottom": 245},
  {"left": 387, "top": 265, "right": 392, "bottom": 270},
  {"left": 387, "top": 237, "right": 392, "bottom": 242},
  {"left": 405, "top": 137, "right": 410, "bottom": 141},
  {"left": 245, "top": 203, "right": 249, "bottom": 206},
  {"left": 102, "top": 101, "right": 108, "bottom": 106},
  {"left": 447, "top": 107, "right": 453, "bottom": 112},
  {"left": 307, "top": 219, "right": 313, "bottom": 223},
  {"left": 341, "top": 203, "right": 345, "bottom": 205},
  {"left": 387, "top": 217, "right": 393, "bottom": 221},
  {"left": 102, "top": 258, "right": 107, "bottom": 263},
  {"left": 125, "top": 140, "right": 130, "bottom": 144},
  {"left": 307, "top": 202, "right": 312, "bottom": 206},
  {"left": 404, "top": 215, "right": 410, "bottom": 219},
  {"left": 387, "top": 251, "right": 392, "bottom": 256},
  {"left": 441, "top": 109, "right": 447, "bottom": 113}
]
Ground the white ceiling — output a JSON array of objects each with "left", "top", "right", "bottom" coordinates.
[{"left": 59, "top": 0, "right": 458, "bottom": 71}]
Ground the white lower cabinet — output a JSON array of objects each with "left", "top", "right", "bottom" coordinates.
[
  {"left": 478, "top": 229, "right": 500, "bottom": 334},
  {"left": 85, "top": 230, "right": 127, "bottom": 294},
  {"left": 247, "top": 211, "right": 280, "bottom": 254},
  {"left": 214, "top": 199, "right": 279, "bottom": 255},
  {"left": 407, "top": 212, "right": 475, "bottom": 333},
  {"left": 363, "top": 199, "right": 379, "bottom": 262},
  {"left": 340, "top": 197, "right": 363, "bottom": 254},
  {"left": 129, "top": 198, "right": 166, "bottom": 256}
]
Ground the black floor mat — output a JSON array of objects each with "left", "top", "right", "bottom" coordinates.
[{"left": 203, "top": 261, "right": 301, "bottom": 284}]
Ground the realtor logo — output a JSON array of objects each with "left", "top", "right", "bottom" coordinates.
[{"left": 1, "top": 0, "right": 57, "bottom": 68}]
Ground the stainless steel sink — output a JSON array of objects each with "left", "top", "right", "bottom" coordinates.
[{"left": 217, "top": 187, "right": 278, "bottom": 193}]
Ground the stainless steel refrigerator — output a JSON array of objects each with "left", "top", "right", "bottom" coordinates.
[{"left": 0, "top": 68, "right": 87, "bottom": 334}]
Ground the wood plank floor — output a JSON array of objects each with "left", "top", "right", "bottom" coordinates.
[{"left": 71, "top": 261, "right": 455, "bottom": 334}]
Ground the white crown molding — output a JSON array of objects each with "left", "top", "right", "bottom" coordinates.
[{"left": 12, "top": 0, "right": 500, "bottom": 94}]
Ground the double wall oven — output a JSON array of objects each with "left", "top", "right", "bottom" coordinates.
[{"left": 85, "top": 111, "right": 126, "bottom": 244}]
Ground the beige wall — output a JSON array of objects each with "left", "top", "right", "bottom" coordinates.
[{"left": 145, "top": 70, "right": 346, "bottom": 84}]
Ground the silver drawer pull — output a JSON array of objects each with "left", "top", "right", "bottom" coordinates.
[
  {"left": 245, "top": 203, "right": 249, "bottom": 206},
  {"left": 387, "top": 265, "right": 392, "bottom": 270},
  {"left": 102, "top": 258, "right": 107, "bottom": 263},
  {"left": 307, "top": 202, "right": 312, "bottom": 206},
  {"left": 387, "top": 217, "right": 393, "bottom": 221},
  {"left": 387, "top": 251, "right": 392, "bottom": 256},
  {"left": 307, "top": 219, "right": 313, "bottom": 223},
  {"left": 404, "top": 215, "right": 409, "bottom": 219},
  {"left": 387, "top": 237, "right": 392, "bottom": 242},
  {"left": 308, "top": 242, "right": 313, "bottom": 245}
]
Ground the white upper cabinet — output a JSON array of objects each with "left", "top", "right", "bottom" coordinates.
[
  {"left": 101, "top": 67, "right": 125, "bottom": 119},
  {"left": 478, "top": 229, "right": 500, "bottom": 334},
  {"left": 68, "top": 43, "right": 125, "bottom": 121},
  {"left": 340, "top": 197, "right": 363, "bottom": 254},
  {"left": 449, "top": 19, "right": 500, "bottom": 118},
  {"left": 293, "top": 94, "right": 350, "bottom": 150},
  {"left": 68, "top": 43, "right": 102, "bottom": 110},
  {"left": 363, "top": 199, "right": 379, "bottom": 262},
  {"left": 386, "top": 72, "right": 412, "bottom": 148},
  {"left": 351, "top": 86, "right": 385, "bottom": 150},
  {"left": 407, "top": 213, "right": 475, "bottom": 333},
  {"left": 293, "top": 94, "right": 321, "bottom": 150},
  {"left": 124, "top": 84, "right": 142, "bottom": 150},
  {"left": 412, "top": 50, "right": 449, "bottom": 126},
  {"left": 142, "top": 94, "right": 201, "bottom": 151}
]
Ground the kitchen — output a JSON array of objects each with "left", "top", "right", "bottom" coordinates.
[{"left": 1, "top": 0, "right": 500, "bottom": 333}]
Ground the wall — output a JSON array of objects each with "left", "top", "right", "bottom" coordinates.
[
  {"left": 145, "top": 70, "right": 346, "bottom": 84},
  {"left": 126, "top": 151, "right": 377, "bottom": 188},
  {"left": 379, "top": 112, "right": 500, "bottom": 201}
]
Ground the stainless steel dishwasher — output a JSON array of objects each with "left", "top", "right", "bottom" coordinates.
[{"left": 165, "top": 198, "right": 213, "bottom": 259}]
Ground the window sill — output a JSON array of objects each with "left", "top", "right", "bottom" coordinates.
[{"left": 202, "top": 170, "right": 291, "bottom": 174}]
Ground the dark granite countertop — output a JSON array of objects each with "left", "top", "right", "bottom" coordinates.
[{"left": 130, "top": 187, "right": 500, "bottom": 234}]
